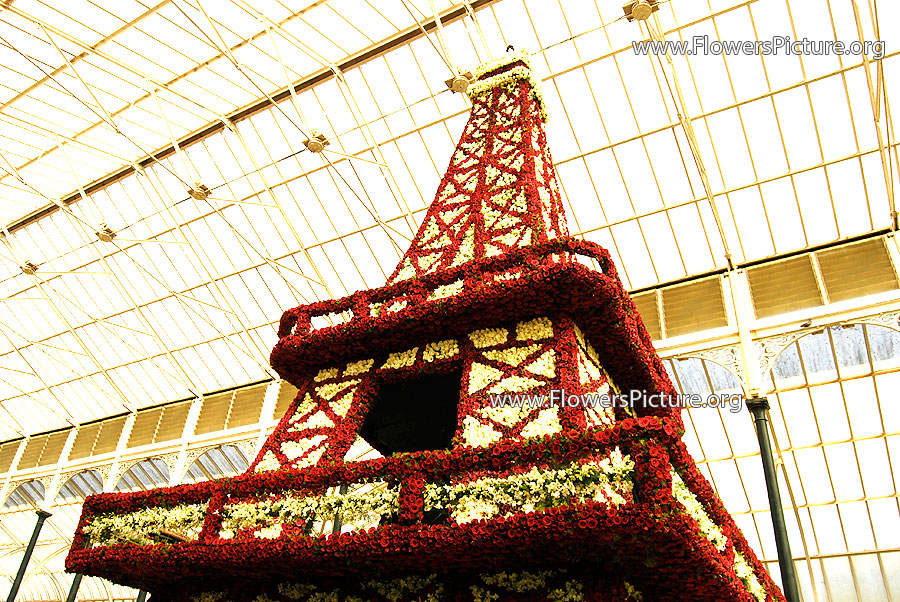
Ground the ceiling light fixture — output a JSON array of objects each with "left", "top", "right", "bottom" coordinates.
[
  {"left": 188, "top": 184, "right": 212, "bottom": 201},
  {"left": 623, "top": 0, "right": 658, "bottom": 21},
  {"left": 303, "top": 129, "right": 329, "bottom": 153},
  {"left": 20, "top": 261, "right": 38, "bottom": 275},
  {"left": 445, "top": 71, "right": 474, "bottom": 93},
  {"left": 96, "top": 223, "right": 116, "bottom": 243}
]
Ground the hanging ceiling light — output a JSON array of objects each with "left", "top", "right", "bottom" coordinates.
[
  {"left": 623, "top": 0, "right": 658, "bottom": 21},
  {"left": 445, "top": 71, "right": 474, "bottom": 93},
  {"left": 303, "top": 129, "right": 330, "bottom": 153},
  {"left": 96, "top": 223, "right": 116, "bottom": 243}
]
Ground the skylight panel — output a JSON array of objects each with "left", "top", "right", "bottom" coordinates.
[
  {"left": 556, "top": 160, "right": 602, "bottom": 230},
  {"left": 855, "top": 437, "right": 894, "bottom": 497},
  {"left": 328, "top": 0, "right": 390, "bottom": 43},
  {"left": 748, "top": 2, "right": 804, "bottom": 91},
  {"left": 852, "top": 554, "right": 891, "bottom": 601},
  {"left": 810, "top": 77, "right": 858, "bottom": 161},
  {"left": 789, "top": 0, "right": 842, "bottom": 80},
  {"left": 490, "top": 0, "right": 540, "bottom": 57},
  {"left": 822, "top": 442, "right": 864, "bottom": 500},
  {"left": 665, "top": 205, "right": 715, "bottom": 274},
  {"left": 869, "top": 498, "right": 900, "bottom": 550},
  {"left": 353, "top": 0, "right": 407, "bottom": 33},
  {"left": 434, "top": 19, "right": 480, "bottom": 71},
  {"left": 776, "top": 88, "right": 826, "bottom": 169},
  {"left": 584, "top": 58, "right": 636, "bottom": 145},
  {"left": 760, "top": 178, "right": 805, "bottom": 253},
  {"left": 794, "top": 447, "right": 835, "bottom": 503},
  {"left": 847, "top": 173, "right": 891, "bottom": 226},
  {"left": 809, "top": 382, "right": 852, "bottom": 442},
  {"left": 775, "top": 388, "right": 820, "bottom": 447},
  {"left": 708, "top": 459, "right": 750, "bottom": 513},
  {"left": 677, "top": 411, "right": 704, "bottom": 461},
  {"left": 728, "top": 187, "right": 776, "bottom": 260},
  {"left": 610, "top": 220, "right": 657, "bottom": 288},
  {"left": 740, "top": 99, "right": 788, "bottom": 180},
  {"left": 686, "top": 407, "right": 731, "bottom": 460},
  {"left": 300, "top": 4, "right": 370, "bottom": 56},
  {"left": 793, "top": 168, "right": 839, "bottom": 245},
  {"left": 839, "top": 501, "right": 877, "bottom": 552},
  {"left": 578, "top": 150, "right": 629, "bottom": 225},
  {"left": 18, "top": 0, "right": 106, "bottom": 48},
  {"left": 873, "top": 382, "right": 900, "bottom": 454},
  {"left": 640, "top": 213, "right": 683, "bottom": 282},
  {"left": 555, "top": 69, "right": 607, "bottom": 154},
  {"left": 828, "top": 160, "right": 872, "bottom": 237},
  {"left": 714, "top": 11, "right": 770, "bottom": 103},
  {"left": 734, "top": 456, "right": 770, "bottom": 511}
]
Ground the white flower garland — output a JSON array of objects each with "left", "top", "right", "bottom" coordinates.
[
  {"left": 255, "top": 450, "right": 281, "bottom": 473},
  {"left": 672, "top": 471, "right": 766, "bottom": 602},
  {"left": 218, "top": 483, "right": 400, "bottom": 540},
  {"left": 517, "top": 317, "right": 553, "bottom": 341},
  {"left": 315, "top": 367, "right": 339, "bottom": 382},
  {"left": 423, "top": 339, "right": 459, "bottom": 362},
  {"left": 469, "top": 328, "right": 508, "bottom": 348},
  {"left": 734, "top": 550, "right": 767, "bottom": 602},
  {"left": 364, "top": 575, "right": 442, "bottom": 602},
  {"left": 671, "top": 470, "right": 727, "bottom": 552},
  {"left": 344, "top": 359, "right": 374, "bottom": 376},
  {"left": 428, "top": 279, "right": 464, "bottom": 300},
  {"left": 84, "top": 502, "right": 209, "bottom": 546},
  {"left": 425, "top": 450, "right": 634, "bottom": 524},
  {"left": 382, "top": 348, "right": 418, "bottom": 369}
]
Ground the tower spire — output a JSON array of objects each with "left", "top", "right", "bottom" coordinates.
[{"left": 388, "top": 50, "right": 567, "bottom": 286}]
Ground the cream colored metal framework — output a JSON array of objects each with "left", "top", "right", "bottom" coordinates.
[{"left": 0, "top": 0, "right": 899, "bottom": 600}]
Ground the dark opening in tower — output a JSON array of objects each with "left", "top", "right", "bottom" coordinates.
[{"left": 359, "top": 370, "right": 462, "bottom": 455}]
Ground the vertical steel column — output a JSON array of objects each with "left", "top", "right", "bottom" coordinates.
[
  {"left": 747, "top": 397, "right": 802, "bottom": 602},
  {"left": 5, "top": 509, "right": 51, "bottom": 602},
  {"left": 64, "top": 574, "right": 83, "bottom": 602},
  {"left": 135, "top": 591, "right": 148, "bottom": 602}
]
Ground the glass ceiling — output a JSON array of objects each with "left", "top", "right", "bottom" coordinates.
[{"left": 0, "top": 0, "right": 899, "bottom": 600}]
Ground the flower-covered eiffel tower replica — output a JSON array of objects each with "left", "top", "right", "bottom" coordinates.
[{"left": 68, "top": 51, "right": 786, "bottom": 602}]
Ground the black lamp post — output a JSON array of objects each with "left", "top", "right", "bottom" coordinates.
[
  {"left": 5, "top": 509, "right": 51, "bottom": 602},
  {"left": 64, "top": 574, "right": 83, "bottom": 602},
  {"left": 746, "top": 397, "right": 802, "bottom": 602}
]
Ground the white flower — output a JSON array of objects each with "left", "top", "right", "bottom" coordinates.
[
  {"left": 315, "top": 379, "right": 360, "bottom": 401},
  {"left": 483, "top": 344, "right": 541, "bottom": 366},
  {"left": 461, "top": 416, "right": 502, "bottom": 448},
  {"left": 84, "top": 502, "right": 209, "bottom": 547},
  {"left": 468, "top": 362, "right": 504, "bottom": 393},
  {"left": 344, "top": 359, "right": 374, "bottom": 376},
  {"left": 281, "top": 436, "right": 327, "bottom": 460},
  {"left": 429, "top": 279, "right": 464, "bottom": 300},
  {"left": 289, "top": 393, "right": 317, "bottom": 423},
  {"left": 423, "top": 339, "right": 459, "bottom": 362},
  {"left": 519, "top": 407, "right": 562, "bottom": 438},
  {"left": 734, "top": 551, "right": 767, "bottom": 602},
  {"left": 254, "top": 450, "right": 281, "bottom": 473},
  {"left": 314, "top": 367, "right": 338, "bottom": 382},
  {"left": 469, "top": 328, "right": 508, "bottom": 348},
  {"left": 516, "top": 317, "right": 553, "bottom": 341},
  {"left": 382, "top": 347, "right": 418, "bottom": 369},
  {"left": 671, "top": 470, "right": 727, "bottom": 551},
  {"left": 425, "top": 452, "right": 635, "bottom": 524}
]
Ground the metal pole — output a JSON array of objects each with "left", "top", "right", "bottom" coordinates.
[
  {"left": 64, "top": 574, "right": 83, "bottom": 602},
  {"left": 5, "top": 509, "right": 51, "bottom": 602},
  {"left": 746, "top": 397, "right": 802, "bottom": 602},
  {"left": 136, "top": 590, "right": 148, "bottom": 602}
]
